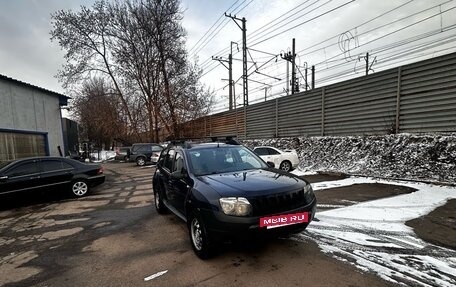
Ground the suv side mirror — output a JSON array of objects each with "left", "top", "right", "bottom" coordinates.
[{"left": 267, "top": 161, "right": 275, "bottom": 168}]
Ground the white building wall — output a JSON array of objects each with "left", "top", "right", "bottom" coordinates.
[{"left": 0, "top": 77, "right": 65, "bottom": 156}]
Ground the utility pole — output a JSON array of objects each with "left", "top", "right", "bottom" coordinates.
[
  {"left": 281, "top": 38, "right": 297, "bottom": 95},
  {"left": 292, "top": 38, "right": 297, "bottom": 94},
  {"left": 311, "top": 65, "right": 315, "bottom": 89},
  {"left": 363, "top": 52, "right": 377, "bottom": 75},
  {"left": 228, "top": 53, "right": 233, "bottom": 110},
  {"left": 212, "top": 55, "right": 233, "bottom": 110},
  {"left": 230, "top": 41, "right": 239, "bottom": 110},
  {"left": 226, "top": 14, "right": 248, "bottom": 106},
  {"left": 305, "top": 66, "right": 308, "bottom": 91},
  {"left": 286, "top": 60, "right": 289, "bottom": 95}
]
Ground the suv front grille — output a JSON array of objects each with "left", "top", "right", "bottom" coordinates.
[{"left": 248, "top": 189, "right": 308, "bottom": 216}]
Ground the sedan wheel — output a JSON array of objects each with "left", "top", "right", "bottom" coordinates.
[
  {"left": 279, "top": 161, "right": 292, "bottom": 172},
  {"left": 72, "top": 180, "right": 88, "bottom": 197}
]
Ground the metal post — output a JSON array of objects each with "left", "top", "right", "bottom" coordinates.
[
  {"left": 321, "top": 87, "right": 325, "bottom": 136},
  {"left": 242, "top": 17, "right": 248, "bottom": 106},
  {"left": 228, "top": 53, "right": 233, "bottom": 110},
  {"left": 291, "top": 38, "right": 296, "bottom": 94},
  {"left": 305, "top": 67, "right": 308, "bottom": 91},
  {"left": 286, "top": 61, "right": 289, "bottom": 95},
  {"left": 311, "top": 65, "right": 315, "bottom": 89},
  {"left": 244, "top": 105, "right": 247, "bottom": 139},
  {"left": 225, "top": 14, "right": 248, "bottom": 106},
  {"left": 396, "top": 67, "right": 402, "bottom": 133},
  {"left": 275, "top": 98, "right": 279, "bottom": 137}
]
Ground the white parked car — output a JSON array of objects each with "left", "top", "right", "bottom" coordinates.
[{"left": 253, "top": 146, "right": 299, "bottom": 172}]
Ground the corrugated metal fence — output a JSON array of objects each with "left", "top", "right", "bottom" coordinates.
[{"left": 182, "top": 52, "right": 456, "bottom": 139}]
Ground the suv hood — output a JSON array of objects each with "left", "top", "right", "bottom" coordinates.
[{"left": 197, "top": 169, "right": 306, "bottom": 197}]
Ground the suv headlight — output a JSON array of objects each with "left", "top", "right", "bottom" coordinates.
[
  {"left": 304, "top": 184, "right": 312, "bottom": 194},
  {"left": 303, "top": 184, "right": 314, "bottom": 202},
  {"left": 219, "top": 197, "right": 251, "bottom": 216}
]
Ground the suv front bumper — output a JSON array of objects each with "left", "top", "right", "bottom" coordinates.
[{"left": 200, "top": 197, "right": 317, "bottom": 242}]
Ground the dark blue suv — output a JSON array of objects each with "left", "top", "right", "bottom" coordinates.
[{"left": 152, "top": 138, "right": 316, "bottom": 259}]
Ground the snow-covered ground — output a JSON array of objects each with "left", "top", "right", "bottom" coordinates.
[
  {"left": 89, "top": 150, "right": 116, "bottom": 162},
  {"left": 243, "top": 134, "right": 456, "bottom": 184},
  {"left": 290, "top": 173, "right": 456, "bottom": 287}
]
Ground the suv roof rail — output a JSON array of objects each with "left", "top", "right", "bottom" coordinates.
[
  {"left": 166, "top": 136, "right": 240, "bottom": 149},
  {"left": 167, "top": 140, "right": 192, "bottom": 149},
  {"left": 210, "top": 136, "right": 240, "bottom": 145}
]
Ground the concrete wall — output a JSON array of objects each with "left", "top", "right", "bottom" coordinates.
[{"left": 0, "top": 77, "right": 64, "bottom": 156}]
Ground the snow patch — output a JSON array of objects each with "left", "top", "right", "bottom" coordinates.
[
  {"left": 293, "top": 177, "right": 456, "bottom": 287},
  {"left": 244, "top": 134, "right": 456, "bottom": 183}
]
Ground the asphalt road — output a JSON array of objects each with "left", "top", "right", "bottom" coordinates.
[{"left": 0, "top": 162, "right": 416, "bottom": 287}]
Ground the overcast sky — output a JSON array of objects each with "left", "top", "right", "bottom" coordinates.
[{"left": 1, "top": 0, "right": 455, "bottom": 112}]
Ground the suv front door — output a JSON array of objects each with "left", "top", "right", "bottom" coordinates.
[
  {"left": 159, "top": 148, "right": 190, "bottom": 217},
  {"left": 169, "top": 151, "right": 189, "bottom": 215}
]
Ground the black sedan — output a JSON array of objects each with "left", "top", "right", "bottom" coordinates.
[
  {"left": 152, "top": 139, "right": 316, "bottom": 259},
  {"left": 0, "top": 157, "right": 105, "bottom": 197}
]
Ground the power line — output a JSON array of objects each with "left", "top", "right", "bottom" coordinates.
[
  {"left": 190, "top": 0, "right": 253, "bottom": 58},
  {"left": 248, "top": 0, "right": 324, "bottom": 44},
  {"left": 299, "top": 0, "right": 453, "bottom": 57},
  {"left": 313, "top": 5, "right": 456, "bottom": 66},
  {"left": 188, "top": 0, "right": 241, "bottom": 54},
  {"left": 250, "top": 0, "right": 357, "bottom": 47}
]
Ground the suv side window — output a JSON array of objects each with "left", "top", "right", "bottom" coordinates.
[
  {"left": 173, "top": 152, "right": 184, "bottom": 172},
  {"left": 137, "top": 145, "right": 149, "bottom": 153},
  {"left": 163, "top": 149, "right": 176, "bottom": 171}
]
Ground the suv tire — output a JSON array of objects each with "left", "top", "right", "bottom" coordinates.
[
  {"left": 154, "top": 184, "right": 168, "bottom": 214},
  {"left": 136, "top": 156, "right": 146, "bottom": 166},
  {"left": 188, "top": 212, "right": 214, "bottom": 259}
]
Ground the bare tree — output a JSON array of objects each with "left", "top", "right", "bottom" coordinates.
[
  {"left": 51, "top": 1, "right": 140, "bottom": 140},
  {"left": 72, "top": 78, "right": 126, "bottom": 147},
  {"left": 51, "top": 0, "right": 213, "bottom": 142}
]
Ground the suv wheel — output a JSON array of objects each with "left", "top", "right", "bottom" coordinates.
[
  {"left": 188, "top": 212, "right": 214, "bottom": 259},
  {"left": 154, "top": 185, "right": 167, "bottom": 214},
  {"left": 136, "top": 156, "right": 146, "bottom": 166},
  {"left": 279, "top": 160, "right": 292, "bottom": 172}
]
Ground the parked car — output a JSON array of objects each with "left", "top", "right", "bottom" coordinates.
[
  {"left": 152, "top": 138, "right": 316, "bottom": 259},
  {"left": 0, "top": 157, "right": 105, "bottom": 197},
  {"left": 129, "top": 143, "right": 163, "bottom": 166},
  {"left": 253, "top": 146, "right": 299, "bottom": 172},
  {"left": 115, "top": 146, "right": 131, "bottom": 161}
]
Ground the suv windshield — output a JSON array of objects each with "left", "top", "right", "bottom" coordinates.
[{"left": 187, "top": 146, "right": 267, "bottom": 176}]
